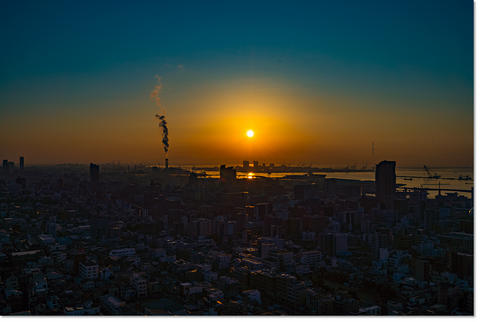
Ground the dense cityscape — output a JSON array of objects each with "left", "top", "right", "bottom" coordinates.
[
  {"left": 0, "top": 157, "right": 473, "bottom": 315},
  {"left": 1, "top": 0, "right": 474, "bottom": 317}
]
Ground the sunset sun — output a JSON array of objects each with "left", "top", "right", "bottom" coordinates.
[{"left": 246, "top": 129, "right": 254, "bottom": 138}]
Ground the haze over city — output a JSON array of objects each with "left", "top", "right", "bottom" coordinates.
[{"left": 0, "top": 0, "right": 473, "bottom": 167}]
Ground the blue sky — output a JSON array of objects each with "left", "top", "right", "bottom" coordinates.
[{"left": 0, "top": 0, "right": 473, "bottom": 165}]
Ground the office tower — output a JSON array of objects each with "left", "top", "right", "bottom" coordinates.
[
  {"left": 220, "top": 165, "right": 236, "bottom": 183},
  {"left": 242, "top": 160, "right": 249, "bottom": 169},
  {"left": 253, "top": 160, "right": 259, "bottom": 169},
  {"left": 19, "top": 156, "right": 24, "bottom": 169},
  {"left": 375, "top": 160, "right": 396, "bottom": 208},
  {"left": 89, "top": 163, "right": 100, "bottom": 183},
  {"left": 2, "top": 160, "right": 7, "bottom": 169}
]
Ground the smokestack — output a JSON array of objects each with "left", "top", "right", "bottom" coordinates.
[{"left": 165, "top": 158, "right": 169, "bottom": 169}]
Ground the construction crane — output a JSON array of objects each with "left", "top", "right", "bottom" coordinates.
[{"left": 423, "top": 165, "right": 440, "bottom": 179}]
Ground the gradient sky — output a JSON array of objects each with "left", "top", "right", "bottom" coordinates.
[{"left": 0, "top": 0, "right": 473, "bottom": 167}]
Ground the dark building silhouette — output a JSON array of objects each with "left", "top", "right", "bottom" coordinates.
[
  {"left": 2, "top": 160, "right": 7, "bottom": 169},
  {"left": 165, "top": 158, "right": 169, "bottom": 169},
  {"left": 375, "top": 160, "right": 396, "bottom": 208},
  {"left": 19, "top": 156, "right": 24, "bottom": 169},
  {"left": 243, "top": 160, "right": 249, "bottom": 169},
  {"left": 89, "top": 163, "right": 100, "bottom": 183},
  {"left": 220, "top": 165, "right": 236, "bottom": 183}
]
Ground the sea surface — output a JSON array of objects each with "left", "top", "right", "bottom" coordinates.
[{"left": 177, "top": 165, "right": 473, "bottom": 199}]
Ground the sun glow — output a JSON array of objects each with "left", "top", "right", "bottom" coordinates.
[{"left": 246, "top": 129, "right": 254, "bottom": 138}]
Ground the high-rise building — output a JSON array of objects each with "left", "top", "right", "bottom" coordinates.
[
  {"left": 89, "top": 163, "right": 100, "bottom": 183},
  {"left": 253, "top": 160, "right": 259, "bottom": 169},
  {"left": 220, "top": 165, "right": 236, "bottom": 183},
  {"left": 242, "top": 160, "right": 250, "bottom": 169},
  {"left": 375, "top": 160, "right": 396, "bottom": 208},
  {"left": 19, "top": 156, "right": 24, "bottom": 169},
  {"left": 2, "top": 160, "right": 8, "bottom": 169}
]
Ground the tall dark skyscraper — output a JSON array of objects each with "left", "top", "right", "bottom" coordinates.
[
  {"left": 220, "top": 164, "right": 236, "bottom": 183},
  {"left": 375, "top": 160, "right": 396, "bottom": 209},
  {"left": 2, "top": 160, "right": 7, "bottom": 169},
  {"left": 19, "top": 156, "right": 24, "bottom": 169},
  {"left": 89, "top": 163, "right": 100, "bottom": 183}
]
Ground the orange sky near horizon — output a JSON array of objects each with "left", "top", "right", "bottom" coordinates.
[{"left": 0, "top": 78, "right": 473, "bottom": 167}]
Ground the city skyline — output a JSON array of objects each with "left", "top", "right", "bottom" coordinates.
[
  {"left": 0, "top": 0, "right": 475, "bottom": 316},
  {"left": 0, "top": 0, "right": 473, "bottom": 167}
]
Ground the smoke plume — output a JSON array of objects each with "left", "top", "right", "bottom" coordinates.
[
  {"left": 150, "top": 75, "right": 163, "bottom": 108},
  {"left": 155, "top": 114, "right": 169, "bottom": 154},
  {"left": 151, "top": 75, "right": 169, "bottom": 154}
]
